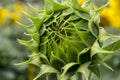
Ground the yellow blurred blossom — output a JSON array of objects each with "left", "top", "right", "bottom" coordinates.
[
  {"left": 0, "top": 2, "right": 28, "bottom": 26},
  {"left": 10, "top": 2, "right": 27, "bottom": 25},
  {"left": 78, "top": 0, "right": 85, "bottom": 5},
  {"left": 14, "top": 2, "right": 23, "bottom": 11},
  {"left": 10, "top": 12, "right": 21, "bottom": 24},
  {"left": 110, "top": 0, "right": 120, "bottom": 9},
  {"left": 14, "top": 2, "right": 28, "bottom": 12},
  {"left": 0, "top": 8, "right": 9, "bottom": 25},
  {"left": 100, "top": 0, "right": 120, "bottom": 29}
]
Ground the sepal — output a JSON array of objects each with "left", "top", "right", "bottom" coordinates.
[
  {"left": 92, "top": 54, "right": 114, "bottom": 71},
  {"left": 91, "top": 40, "right": 114, "bottom": 57},
  {"left": 24, "top": 32, "right": 40, "bottom": 43},
  {"left": 33, "top": 64, "right": 58, "bottom": 80},
  {"left": 88, "top": 63, "right": 100, "bottom": 78},
  {"left": 45, "top": 0, "right": 68, "bottom": 14},
  {"left": 17, "top": 39, "right": 39, "bottom": 52},
  {"left": 71, "top": 0, "right": 87, "bottom": 12},
  {"left": 17, "top": 22, "right": 36, "bottom": 33},
  {"left": 99, "top": 28, "right": 120, "bottom": 47},
  {"left": 77, "top": 62, "right": 91, "bottom": 80},
  {"left": 15, "top": 53, "right": 41, "bottom": 66},
  {"left": 82, "top": 0, "right": 94, "bottom": 11},
  {"left": 61, "top": 62, "right": 80, "bottom": 77}
]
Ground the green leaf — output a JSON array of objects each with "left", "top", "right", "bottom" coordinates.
[
  {"left": 15, "top": 60, "right": 30, "bottom": 66},
  {"left": 58, "top": 73, "right": 71, "bottom": 80},
  {"left": 102, "top": 37, "right": 120, "bottom": 49},
  {"left": 92, "top": 54, "right": 114, "bottom": 71},
  {"left": 62, "top": 8, "right": 74, "bottom": 17},
  {"left": 28, "top": 53, "right": 42, "bottom": 66},
  {"left": 44, "top": 12, "right": 54, "bottom": 22},
  {"left": 88, "top": 19, "right": 99, "bottom": 38},
  {"left": 75, "top": 20, "right": 88, "bottom": 30},
  {"left": 24, "top": 32, "right": 40, "bottom": 43},
  {"left": 78, "top": 48, "right": 90, "bottom": 63},
  {"left": 45, "top": 0, "right": 68, "bottom": 14},
  {"left": 44, "top": 20, "right": 54, "bottom": 28},
  {"left": 16, "top": 53, "right": 50, "bottom": 66},
  {"left": 64, "top": 35, "right": 86, "bottom": 61},
  {"left": 61, "top": 62, "right": 80, "bottom": 77},
  {"left": 17, "top": 22, "right": 36, "bottom": 33},
  {"left": 99, "top": 28, "right": 112, "bottom": 44},
  {"left": 46, "top": 40, "right": 53, "bottom": 59},
  {"left": 50, "top": 53, "right": 66, "bottom": 71},
  {"left": 15, "top": 53, "right": 41, "bottom": 66},
  {"left": 40, "top": 53, "right": 50, "bottom": 64},
  {"left": 91, "top": 41, "right": 113, "bottom": 57},
  {"left": 104, "top": 40, "right": 120, "bottom": 51},
  {"left": 22, "top": 11, "right": 44, "bottom": 32},
  {"left": 77, "top": 62, "right": 91, "bottom": 80},
  {"left": 99, "top": 28, "right": 120, "bottom": 46},
  {"left": 72, "top": 23, "right": 95, "bottom": 47},
  {"left": 68, "top": 14, "right": 80, "bottom": 21},
  {"left": 76, "top": 30, "right": 96, "bottom": 47},
  {"left": 40, "top": 36, "right": 49, "bottom": 46},
  {"left": 89, "top": 9, "right": 101, "bottom": 26},
  {"left": 65, "top": 41, "right": 80, "bottom": 62},
  {"left": 53, "top": 12, "right": 62, "bottom": 19},
  {"left": 51, "top": 0, "right": 69, "bottom": 12},
  {"left": 39, "top": 24, "right": 46, "bottom": 36},
  {"left": 52, "top": 39, "right": 67, "bottom": 62},
  {"left": 17, "top": 39, "right": 39, "bottom": 52},
  {"left": 74, "top": 10, "right": 91, "bottom": 20},
  {"left": 82, "top": 0, "right": 94, "bottom": 11},
  {"left": 45, "top": 0, "right": 53, "bottom": 14},
  {"left": 29, "top": 16, "right": 44, "bottom": 32},
  {"left": 71, "top": 0, "right": 87, "bottom": 12},
  {"left": 46, "top": 73, "right": 57, "bottom": 80},
  {"left": 79, "top": 50, "right": 90, "bottom": 64},
  {"left": 88, "top": 63, "right": 100, "bottom": 78},
  {"left": 71, "top": 72, "right": 83, "bottom": 80},
  {"left": 33, "top": 64, "right": 58, "bottom": 80}
]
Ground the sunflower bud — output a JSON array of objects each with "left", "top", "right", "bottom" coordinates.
[{"left": 18, "top": 0, "right": 120, "bottom": 80}]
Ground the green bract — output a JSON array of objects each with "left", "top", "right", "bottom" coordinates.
[{"left": 18, "top": 0, "right": 120, "bottom": 80}]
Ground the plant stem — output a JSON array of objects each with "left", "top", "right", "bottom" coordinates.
[
  {"left": 88, "top": 71, "right": 92, "bottom": 80},
  {"left": 57, "top": 73, "right": 71, "bottom": 80},
  {"left": 76, "top": 72, "right": 83, "bottom": 80}
]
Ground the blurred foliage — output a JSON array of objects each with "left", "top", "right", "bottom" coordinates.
[
  {"left": 0, "top": 26, "right": 29, "bottom": 80},
  {"left": 0, "top": 1, "right": 29, "bottom": 80},
  {"left": 0, "top": 0, "right": 44, "bottom": 80}
]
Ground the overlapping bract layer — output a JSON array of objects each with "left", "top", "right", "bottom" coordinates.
[{"left": 18, "top": 0, "right": 120, "bottom": 80}]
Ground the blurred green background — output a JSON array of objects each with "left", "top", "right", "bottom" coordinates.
[{"left": 0, "top": 0, "right": 120, "bottom": 80}]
